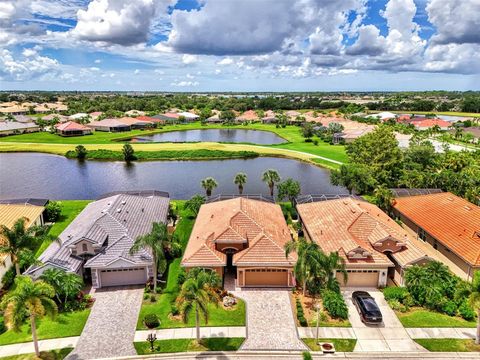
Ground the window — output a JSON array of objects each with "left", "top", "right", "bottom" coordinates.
[
  {"left": 418, "top": 228, "right": 427, "bottom": 241},
  {"left": 82, "top": 243, "right": 88, "bottom": 252}
]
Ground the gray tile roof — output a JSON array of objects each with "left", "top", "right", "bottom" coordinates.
[{"left": 27, "top": 192, "right": 169, "bottom": 276}]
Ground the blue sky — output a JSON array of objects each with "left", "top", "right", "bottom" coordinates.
[{"left": 0, "top": 0, "right": 479, "bottom": 91}]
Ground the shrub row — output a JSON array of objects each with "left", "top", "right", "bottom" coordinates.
[{"left": 296, "top": 298, "right": 308, "bottom": 327}]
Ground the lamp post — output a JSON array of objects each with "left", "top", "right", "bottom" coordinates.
[
  {"left": 147, "top": 333, "right": 157, "bottom": 352},
  {"left": 315, "top": 301, "right": 321, "bottom": 343}
]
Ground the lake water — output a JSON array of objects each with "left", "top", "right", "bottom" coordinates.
[
  {"left": 130, "top": 129, "right": 287, "bottom": 144},
  {"left": 0, "top": 153, "right": 347, "bottom": 200}
]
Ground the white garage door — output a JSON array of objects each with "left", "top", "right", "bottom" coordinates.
[
  {"left": 337, "top": 270, "right": 379, "bottom": 287},
  {"left": 100, "top": 267, "right": 147, "bottom": 287}
]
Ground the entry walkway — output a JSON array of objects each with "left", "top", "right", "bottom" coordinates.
[{"left": 233, "top": 289, "right": 307, "bottom": 351}]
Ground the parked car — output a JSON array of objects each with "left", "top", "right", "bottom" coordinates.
[{"left": 352, "top": 291, "right": 383, "bottom": 324}]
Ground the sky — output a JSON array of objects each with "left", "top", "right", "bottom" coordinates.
[{"left": 0, "top": 0, "right": 479, "bottom": 92}]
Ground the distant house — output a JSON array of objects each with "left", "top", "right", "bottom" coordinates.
[
  {"left": 55, "top": 121, "right": 93, "bottom": 137},
  {"left": 125, "top": 110, "right": 146, "bottom": 117},
  {"left": 116, "top": 117, "right": 154, "bottom": 129},
  {"left": 333, "top": 126, "right": 375, "bottom": 144},
  {"left": 392, "top": 191, "right": 480, "bottom": 281},
  {"left": 69, "top": 113, "right": 89, "bottom": 121},
  {"left": 0, "top": 201, "right": 45, "bottom": 283},
  {"left": 0, "top": 122, "right": 39, "bottom": 136},
  {"left": 26, "top": 191, "right": 170, "bottom": 288},
  {"left": 0, "top": 106, "right": 28, "bottom": 115},
  {"left": 236, "top": 110, "right": 259, "bottom": 123},
  {"left": 410, "top": 118, "right": 451, "bottom": 130},
  {"left": 177, "top": 111, "right": 200, "bottom": 121},
  {"left": 89, "top": 111, "right": 103, "bottom": 120},
  {"left": 136, "top": 115, "right": 165, "bottom": 125},
  {"left": 87, "top": 118, "right": 131, "bottom": 132},
  {"left": 261, "top": 110, "right": 277, "bottom": 123},
  {"left": 206, "top": 113, "right": 223, "bottom": 123},
  {"left": 34, "top": 104, "right": 51, "bottom": 113},
  {"left": 366, "top": 112, "right": 397, "bottom": 121},
  {"left": 42, "top": 114, "right": 69, "bottom": 123},
  {"left": 13, "top": 115, "right": 35, "bottom": 123},
  {"left": 297, "top": 197, "right": 436, "bottom": 287},
  {"left": 152, "top": 113, "right": 181, "bottom": 123}
]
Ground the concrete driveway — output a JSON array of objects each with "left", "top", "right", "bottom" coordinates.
[
  {"left": 233, "top": 289, "right": 307, "bottom": 351},
  {"left": 343, "top": 288, "right": 426, "bottom": 352},
  {"left": 67, "top": 286, "right": 144, "bottom": 360}
]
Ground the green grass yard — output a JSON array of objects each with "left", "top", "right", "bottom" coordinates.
[
  {"left": 0, "top": 348, "right": 73, "bottom": 360},
  {"left": 396, "top": 308, "right": 477, "bottom": 328},
  {"left": 35, "top": 200, "right": 91, "bottom": 257},
  {"left": 302, "top": 338, "right": 357, "bottom": 352},
  {"left": 0, "top": 310, "right": 90, "bottom": 346},
  {"left": 133, "top": 337, "right": 244, "bottom": 354},
  {"left": 414, "top": 339, "right": 480, "bottom": 352}
]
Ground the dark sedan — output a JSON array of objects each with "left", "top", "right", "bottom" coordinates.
[{"left": 352, "top": 291, "right": 383, "bottom": 324}]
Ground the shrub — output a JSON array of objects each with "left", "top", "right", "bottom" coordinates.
[
  {"left": 177, "top": 269, "right": 186, "bottom": 286},
  {"left": 75, "top": 145, "right": 88, "bottom": 160},
  {"left": 304, "top": 138, "right": 313, "bottom": 143},
  {"left": 383, "top": 287, "right": 409, "bottom": 303},
  {"left": 441, "top": 299, "right": 457, "bottom": 316},
  {"left": 388, "top": 299, "right": 408, "bottom": 313},
  {"left": 0, "top": 320, "right": 6, "bottom": 335},
  {"left": 1, "top": 268, "right": 15, "bottom": 290},
  {"left": 143, "top": 293, "right": 149, "bottom": 300},
  {"left": 171, "top": 304, "right": 179, "bottom": 316},
  {"left": 313, "top": 139, "right": 319, "bottom": 146},
  {"left": 150, "top": 294, "right": 156, "bottom": 303},
  {"left": 302, "top": 351, "right": 313, "bottom": 360},
  {"left": 459, "top": 301, "right": 476, "bottom": 321},
  {"left": 44, "top": 201, "right": 62, "bottom": 222},
  {"left": 322, "top": 290, "right": 348, "bottom": 319},
  {"left": 144, "top": 314, "right": 160, "bottom": 329},
  {"left": 296, "top": 298, "right": 308, "bottom": 326}
]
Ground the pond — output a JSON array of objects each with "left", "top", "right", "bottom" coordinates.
[
  {"left": 130, "top": 129, "right": 287, "bottom": 144},
  {"left": 0, "top": 153, "right": 347, "bottom": 200}
]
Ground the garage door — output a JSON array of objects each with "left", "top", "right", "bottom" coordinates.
[
  {"left": 337, "top": 270, "right": 379, "bottom": 287},
  {"left": 100, "top": 267, "right": 147, "bottom": 287},
  {"left": 244, "top": 268, "right": 288, "bottom": 287}
]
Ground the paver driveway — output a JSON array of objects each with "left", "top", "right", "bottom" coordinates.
[
  {"left": 67, "top": 286, "right": 144, "bottom": 360},
  {"left": 343, "top": 288, "right": 426, "bottom": 352},
  {"left": 233, "top": 289, "right": 307, "bottom": 351}
]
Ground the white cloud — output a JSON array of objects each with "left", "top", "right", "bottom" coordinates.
[
  {"left": 94, "top": 59, "right": 102, "bottom": 64},
  {"left": 22, "top": 48, "right": 37, "bottom": 57},
  {"left": 90, "top": 67, "right": 100, "bottom": 71},
  {"left": 154, "top": 69, "right": 164, "bottom": 74},
  {"left": 186, "top": 73, "right": 194, "bottom": 79},
  {"left": 217, "top": 57, "right": 234, "bottom": 65},
  {"left": 170, "top": 80, "right": 199, "bottom": 87},
  {"left": 0, "top": 49, "right": 60, "bottom": 81},
  {"left": 182, "top": 54, "right": 198, "bottom": 64},
  {"left": 134, "top": 69, "right": 140, "bottom": 74}
]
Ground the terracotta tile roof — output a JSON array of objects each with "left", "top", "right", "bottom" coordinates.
[
  {"left": 410, "top": 118, "right": 451, "bottom": 128},
  {"left": 236, "top": 110, "right": 259, "bottom": 121},
  {"left": 55, "top": 121, "right": 91, "bottom": 131},
  {"left": 297, "top": 198, "right": 429, "bottom": 268},
  {"left": 88, "top": 118, "right": 130, "bottom": 128},
  {"left": 182, "top": 198, "right": 295, "bottom": 268},
  {"left": 393, "top": 192, "right": 480, "bottom": 266},
  {"left": 116, "top": 117, "right": 153, "bottom": 126}
]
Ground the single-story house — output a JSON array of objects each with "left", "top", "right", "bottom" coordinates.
[
  {"left": 297, "top": 197, "right": 435, "bottom": 287},
  {"left": 261, "top": 110, "right": 277, "bottom": 123},
  {"left": 206, "top": 113, "right": 223, "bottom": 123},
  {"left": 125, "top": 110, "right": 146, "bottom": 117},
  {"left": 152, "top": 113, "right": 181, "bottom": 123},
  {"left": 333, "top": 126, "right": 376, "bottom": 144},
  {"left": 34, "top": 104, "right": 51, "bottom": 113},
  {"left": 410, "top": 118, "right": 451, "bottom": 130},
  {"left": 182, "top": 197, "right": 296, "bottom": 288},
  {"left": 366, "top": 112, "right": 397, "bottom": 121},
  {"left": 117, "top": 117, "right": 154, "bottom": 129},
  {"left": 236, "top": 110, "right": 259, "bottom": 123},
  {"left": 12, "top": 115, "right": 35, "bottom": 123},
  {"left": 69, "top": 113, "right": 89, "bottom": 121},
  {"left": 55, "top": 121, "right": 93, "bottom": 137},
  {"left": 177, "top": 111, "right": 199, "bottom": 121},
  {"left": 87, "top": 118, "right": 131, "bottom": 132},
  {"left": 392, "top": 191, "right": 480, "bottom": 281},
  {"left": 136, "top": 115, "right": 165, "bottom": 125},
  {"left": 0, "top": 122, "right": 40, "bottom": 136},
  {"left": 41, "top": 114, "right": 70, "bottom": 123},
  {"left": 0, "top": 201, "right": 46, "bottom": 283},
  {"left": 0, "top": 106, "right": 28, "bottom": 115},
  {"left": 89, "top": 111, "right": 103, "bottom": 120},
  {"left": 26, "top": 191, "right": 170, "bottom": 288}
]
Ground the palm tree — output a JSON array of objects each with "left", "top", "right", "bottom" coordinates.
[
  {"left": 130, "top": 222, "right": 175, "bottom": 293},
  {"left": 319, "top": 251, "right": 348, "bottom": 291},
  {"left": 285, "top": 238, "right": 322, "bottom": 296},
  {"left": 233, "top": 173, "right": 247, "bottom": 195},
  {"left": 261, "top": 169, "right": 281, "bottom": 197},
  {"left": 0, "top": 217, "right": 46, "bottom": 276},
  {"left": 176, "top": 268, "right": 221, "bottom": 341},
  {"left": 41, "top": 268, "right": 84, "bottom": 306},
  {"left": 1, "top": 276, "right": 57, "bottom": 357},
  {"left": 201, "top": 177, "right": 218, "bottom": 197},
  {"left": 469, "top": 271, "right": 480, "bottom": 344}
]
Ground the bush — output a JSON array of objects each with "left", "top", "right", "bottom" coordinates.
[
  {"left": 302, "top": 351, "right": 313, "bottom": 360},
  {"left": 177, "top": 269, "right": 186, "bottom": 286},
  {"left": 322, "top": 290, "right": 348, "bottom": 319},
  {"left": 1, "top": 268, "right": 15, "bottom": 290},
  {"left": 383, "top": 287, "right": 409, "bottom": 303},
  {"left": 150, "top": 294, "right": 156, "bottom": 303},
  {"left": 0, "top": 320, "right": 6, "bottom": 335},
  {"left": 388, "top": 299, "right": 408, "bottom": 313},
  {"left": 304, "top": 138, "right": 313, "bottom": 143},
  {"left": 313, "top": 139, "right": 319, "bottom": 146},
  {"left": 296, "top": 298, "right": 308, "bottom": 326},
  {"left": 144, "top": 314, "right": 160, "bottom": 329},
  {"left": 143, "top": 293, "right": 149, "bottom": 300},
  {"left": 44, "top": 201, "right": 62, "bottom": 222},
  {"left": 171, "top": 304, "right": 179, "bottom": 316},
  {"left": 459, "top": 301, "right": 476, "bottom": 321},
  {"left": 441, "top": 299, "right": 457, "bottom": 316}
]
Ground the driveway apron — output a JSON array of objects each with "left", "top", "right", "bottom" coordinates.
[
  {"left": 233, "top": 289, "right": 307, "bottom": 351},
  {"left": 67, "top": 286, "right": 144, "bottom": 360}
]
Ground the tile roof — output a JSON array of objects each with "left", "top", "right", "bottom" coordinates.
[
  {"left": 236, "top": 110, "right": 259, "bottom": 121},
  {"left": 88, "top": 118, "right": 131, "bottom": 128},
  {"left": 116, "top": 117, "right": 153, "bottom": 126},
  {"left": 182, "top": 198, "right": 295, "bottom": 268},
  {"left": 55, "top": 121, "right": 91, "bottom": 131},
  {"left": 297, "top": 198, "right": 429, "bottom": 267},
  {"left": 0, "top": 122, "right": 39, "bottom": 131},
  {"left": 27, "top": 193, "right": 169, "bottom": 276},
  {"left": 393, "top": 192, "right": 480, "bottom": 266},
  {"left": 410, "top": 118, "right": 451, "bottom": 128}
]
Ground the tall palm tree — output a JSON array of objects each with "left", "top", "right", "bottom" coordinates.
[
  {"left": 233, "top": 173, "right": 247, "bottom": 195},
  {"left": 0, "top": 217, "right": 46, "bottom": 276},
  {"left": 1, "top": 276, "right": 57, "bottom": 357},
  {"left": 201, "top": 177, "right": 218, "bottom": 197},
  {"left": 130, "top": 222, "right": 175, "bottom": 293},
  {"left": 469, "top": 271, "right": 480, "bottom": 344},
  {"left": 285, "top": 238, "right": 322, "bottom": 296},
  {"left": 319, "top": 251, "right": 348, "bottom": 291},
  {"left": 261, "top": 169, "right": 281, "bottom": 197},
  {"left": 41, "top": 268, "right": 84, "bottom": 306},
  {"left": 176, "top": 269, "right": 221, "bottom": 341}
]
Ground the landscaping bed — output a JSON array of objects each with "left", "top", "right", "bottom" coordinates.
[
  {"left": 396, "top": 308, "right": 476, "bottom": 328},
  {"left": 302, "top": 338, "right": 356, "bottom": 352},
  {"left": 414, "top": 339, "right": 480, "bottom": 352},
  {"left": 134, "top": 337, "right": 245, "bottom": 354}
]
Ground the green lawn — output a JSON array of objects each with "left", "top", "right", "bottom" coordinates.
[
  {"left": 302, "top": 338, "right": 357, "bottom": 352},
  {"left": 414, "top": 339, "right": 480, "bottom": 352},
  {"left": 134, "top": 337, "right": 244, "bottom": 354},
  {"left": 396, "top": 308, "right": 477, "bottom": 328},
  {"left": 0, "top": 310, "right": 90, "bottom": 345},
  {"left": 35, "top": 200, "right": 91, "bottom": 257},
  {"left": 0, "top": 348, "right": 73, "bottom": 360},
  {"left": 137, "top": 202, "right": 246, "bottom": 330}
]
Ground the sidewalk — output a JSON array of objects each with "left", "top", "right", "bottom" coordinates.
[{"left": 0, "top": 327, "right": 247, "bottom": 358}]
